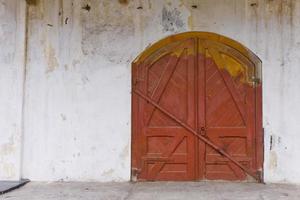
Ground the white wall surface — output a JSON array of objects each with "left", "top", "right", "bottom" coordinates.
[
  {"left": 0, "top": 0, "right": 26, "bottom": 180},
  {"left": 1, "top": 0, "right": 300, "bottom": 183}
]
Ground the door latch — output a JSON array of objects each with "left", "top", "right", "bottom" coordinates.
[{"left": 199, "top": 126, "right": 206, "bottom": 136}]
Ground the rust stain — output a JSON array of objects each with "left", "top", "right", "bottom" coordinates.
[
  {"left": 45, "top": 45, "right": 59, "bottom": 73},
  {"left": 148, "top": 0, "right": 152, "bottom": 9},
  {"left": 266, "top": 0, "right": 294, "bottom": 21},
  {"left": 118, "top": 0, "right": 129, "bottom": 5},
  {"left": 27, "top": 0, "right": 44, "bottom": 21},
  {"left": 26, "top": 0, "right": 39, "bottom": 6},
  {"left": 188, "top": 14, "right": 193, "bottom": 30}
]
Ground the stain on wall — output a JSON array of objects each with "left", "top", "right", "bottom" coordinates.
[
  {"left": 26, "top": 0, "right": 39, "bottom": 6},
  {"left": 81, "top": 1, "right": 135, "bottom": 65},
  {"left": 0, "top": 136, "right": 16, "bottom": 156},
  {"left": 269, "top": 151, "right": 278, "bottom": 170},
  {"left": 118, "top": 0, "right": 129, "bottom": 5},
  {"left": 102, "top": 168, "right": 114, "bottom": 177},
  {"left": 45, "top": 45, "right": 59, "bottom": 73}
]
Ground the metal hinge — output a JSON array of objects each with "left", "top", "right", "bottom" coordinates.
[
  {"left": 251, "top": 76, "right": 261, "bottom": 84},
  {"left": 257, "top": 170, "right": 264, "bottom": 183}
]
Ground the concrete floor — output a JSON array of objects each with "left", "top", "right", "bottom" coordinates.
[{"left": 1, "top": 182, "right": 300, "bottom": 200}]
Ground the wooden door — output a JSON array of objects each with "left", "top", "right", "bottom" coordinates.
[{"left": 132, "top": 32, "right": 263, "bottom": 182}]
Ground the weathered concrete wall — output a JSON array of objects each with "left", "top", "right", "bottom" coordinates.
[
  {"left": 0, "top": 0, "right": 26, "bottom": 180},
  {"left": 22, "top": 0, "right": 133, "bottom": 182},
  {"left": 1, "top": 0, "right": 300, "bottom": 183}
]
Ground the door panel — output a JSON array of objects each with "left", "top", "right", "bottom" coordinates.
[
  {"left": 204, "top": 46, "right": 256, "bottom": 180},
  {"left": 135, "top": 39, "right": 197, "bottom": 181},
  {"left": 132, "top": 32, "right": 262, "bottom": 182}
]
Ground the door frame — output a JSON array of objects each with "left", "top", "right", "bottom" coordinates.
[{"left": 131, "top": 31, "right": 263, "bottom": 182}]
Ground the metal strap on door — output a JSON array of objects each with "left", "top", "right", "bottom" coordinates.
[{"left": 133, "top": 89, "right": 261, "bottom": 182}]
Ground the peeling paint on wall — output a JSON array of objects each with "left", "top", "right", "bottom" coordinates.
[
  {"left": 81, "top": 1, "right": 135, "bottom": 65},
  {"left": 161, "top": 6, "right": 185, "bottom": 32}
]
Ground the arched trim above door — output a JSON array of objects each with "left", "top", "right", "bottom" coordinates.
[{"left": 133, "top": 32, "right": 262, "bottom": 86}]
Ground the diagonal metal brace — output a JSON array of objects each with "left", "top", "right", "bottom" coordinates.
[{"left": 133, "top": 89, "right": 260, "bottom": 182}]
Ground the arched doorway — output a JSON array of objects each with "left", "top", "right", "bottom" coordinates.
[{"left": 131, "top": 32, "right": 263, "bottom": 182}]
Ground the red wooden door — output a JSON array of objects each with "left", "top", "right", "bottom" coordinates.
[{"left": 132, "top": 32, "right": 263, "bottom": 182}]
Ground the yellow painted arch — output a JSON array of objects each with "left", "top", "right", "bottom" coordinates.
[{"left": 133, "top": 31, "right": 262, "bottom": 83}]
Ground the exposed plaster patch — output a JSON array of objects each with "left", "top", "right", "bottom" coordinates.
[
  {"left": 81, "top": 1, "right": 135, "bottom": 65},
  {"left": 161, "top": 6, "right": 184, "bottom": 32}
]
